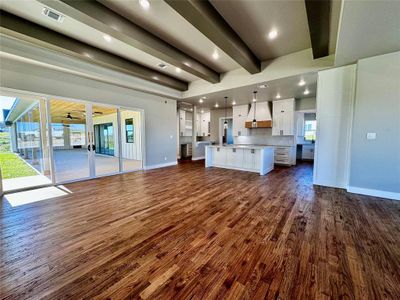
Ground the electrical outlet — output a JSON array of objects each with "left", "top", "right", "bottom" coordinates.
[{"left": 366, "top": 132, "right": 376, "bottom": 140}]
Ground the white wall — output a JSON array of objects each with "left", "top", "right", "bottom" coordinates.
[
  {"left": 0, "top": 58, "right": 177, "bottom": 168},
  {"left": 313, "top": 65, "right": 356, "bottom": 188},
  {"left": 348, "top": 52, "right": 400, "bottom": 198}
]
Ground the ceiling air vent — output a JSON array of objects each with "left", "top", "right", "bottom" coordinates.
[
  {"left": 157, "top": 63, "right": 168, "bottom": 69},
  {"left": 42, "top": 8, "right": 64, "bottom": 23}
]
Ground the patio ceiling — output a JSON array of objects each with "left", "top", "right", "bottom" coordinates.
[{"left": 49, "top": 99, "right": 117, "bottom": 124}]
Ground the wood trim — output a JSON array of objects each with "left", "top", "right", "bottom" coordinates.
[{"left": 245, "top": 120, "right": 272, "bottom": 128}]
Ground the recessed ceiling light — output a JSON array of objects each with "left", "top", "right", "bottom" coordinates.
[
  {"left": 83, "top": 52, "right": 92, "bottom": 58},
  {"left": 152, "top": 76, "right": 159, "bottom": 80},
  {"left": 201, "top": 110, "right": 204, "bottom": 113},
  {"left": 298, "top": 79, "right": 306, "bottom": 86},
  {"left": 268, "top": 29, "right": 278, "bottom": 40},
  {"left": 259, "top": 84, "right": 268, "bottom": 89},
  {"left": 199, "top": 99, "right": 203, "bottom": 103},
  {"left": 215, "top": 103, "right": 219, "bottom": 108},
  {"left": 212, "top": 51, "right": 219, "bottom": 60},
  {"left": 232, "top": 100, "right": 236, "bottom": 105},
  {"left": 103, "top": 34, "right": 112, "bottom": 42},
  {"left": 201, "top": 96, "right": 207, "bottom": 99},
  {"left": 139, "top": 0, "right": 150, "bottom": 10},
  {"left": 276, "top": 93, "right": 281, "bottom": 99},
  {"left": 175, "top": 67, "right": 181, "bottom": 73},
  {"left": 304, "top": 89, "right": 310, "bottom": 95}
]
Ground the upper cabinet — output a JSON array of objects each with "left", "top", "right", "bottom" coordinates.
[
  {"left": 179, "top": 109, "right": 193, "bottom": 136},
  {"left": 198, "top": 112, "right": 210, "bottom": 137},
  {"left": 233, "top": 104, "right": 249, "bottom": 136},
  {"left": 272, "top": 98, "right": 295, "bottom": 136}
]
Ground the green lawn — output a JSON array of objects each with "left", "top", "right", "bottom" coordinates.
[
  {"left": 0, "top": 153, "right": 37, "bottom": 179},
  {"left": 0, "top": 132, "right": 10, "bottom": 152}
]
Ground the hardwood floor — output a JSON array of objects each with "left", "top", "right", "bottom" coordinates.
[{"left": 1, "top": 161, "right": 400, "bottom": 299}]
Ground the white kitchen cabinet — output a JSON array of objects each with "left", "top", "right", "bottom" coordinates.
[
  {"left": 274, "top": 146, "right": 296, "bottom": 165},
  {"left": 179, "top": 109, "right": 193, "bottom": 136},
  {"left": 179, "top": 109, "right": 185, "bottom": 136},
  {"left": 206, "top": 146, "right": 274, "bottom": 175},
  {"left": 232, "top": 105, "right": 249, "bottom": 136},
  {"left": 272, "top": 99, "right": 295, "bottom": 136},
  {"left": 199, "top": 112, "right": 210, "bottom": 137},
  {"left": 214, "top": 146, "right": 226, "bottom": 165}
]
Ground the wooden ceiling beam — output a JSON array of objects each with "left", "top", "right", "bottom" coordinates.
[{"left": 304, "top": 0, "right": 331, "bottom": 58}]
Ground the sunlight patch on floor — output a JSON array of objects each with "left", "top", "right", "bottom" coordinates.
[{"left": 5, "top": 186, "right": 71, "bottom": 207}]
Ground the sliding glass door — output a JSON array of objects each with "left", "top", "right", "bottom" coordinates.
[
  {"left": 49, "top": 99, "right": 90, "bottom": 182},
  {"left": 91, "top": 104, "right": 119, "bottom": 177},
  {"left": 2, "top": 94, "right": 143, "bottom": 191},
  {"left": 1, "top": 97, "right": 52, "bottom": 192}
]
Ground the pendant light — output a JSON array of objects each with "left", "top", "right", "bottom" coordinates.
[
  {"left": 224, "top": 96, "right": 228, "bottom": 129},
  {"left": 252, "top": 91, "right": 257, "bottom": 128}
]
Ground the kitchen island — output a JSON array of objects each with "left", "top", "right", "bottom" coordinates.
[{"left": 205, "top": 145, "right": 274, "bottom": 175}]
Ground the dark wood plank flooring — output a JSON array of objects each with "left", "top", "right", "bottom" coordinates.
[{"left": 1, "top": 161, "right": 400, "bottom": 299}]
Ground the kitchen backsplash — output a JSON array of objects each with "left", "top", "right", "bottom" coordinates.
[{"left": 234, "top": 128, "right": 295, "bottom": 146}]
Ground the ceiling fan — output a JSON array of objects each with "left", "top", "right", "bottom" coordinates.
[
  {"left": 56, "top": 112, "right": 81, "bottom": 120},
  {"left": 72, "top": 109, "right": 103, "bottom": 116}
]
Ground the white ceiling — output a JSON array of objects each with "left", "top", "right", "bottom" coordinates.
[
  {"left": 335, "top": 0, "right": 400, "bottom": 66},
  {"left": 99, "top": 0, "right": 240, "bottom": 74},
  {"left": 1, "top": 0, "right": 198, "bottom": 82},
  {"left": 181, "top": 72, "right": 317, "bottom": 109},
  {"left": 210, "top": 0, "right": 311, "bottom": 61}
]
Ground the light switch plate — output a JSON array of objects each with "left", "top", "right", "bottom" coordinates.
[{"left": 366, "top": 132, "right": 377, "bottom": 140}]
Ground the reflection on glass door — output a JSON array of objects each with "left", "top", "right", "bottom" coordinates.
[
  {"left": 94, "top": 123, "right": 114, "bottom": 156},
  {"left": 1, "top": 96, "right": 52, "bottom": 192},
  {"left": 119, "top": 109, "right": 143, "bottom": 171},
  {"left": 49, "top": 99, "right": 90, "bottom": 182},
  {"left": 92, "top": 105, "right": 119, "bottom": 176}
]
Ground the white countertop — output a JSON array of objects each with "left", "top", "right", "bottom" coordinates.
[{"left": 206, "top": 144, "right": 274, "bottom": 150}]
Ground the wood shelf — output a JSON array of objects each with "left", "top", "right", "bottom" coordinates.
[{"left": 244, "top": 120, "right": 272, "bottom": 128}]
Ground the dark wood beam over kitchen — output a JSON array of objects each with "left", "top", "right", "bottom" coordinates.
[
  {"left": 304, "top": 0, "right": 331, "bottom": 59},
  {"left": 37, "top": 0, "right": 220, "bottom": 84},
  {"left": 0, "top": 10, "right": 188, "bottom": 91},
  {"left": 165, "top": 0, "right": 261, "bottom": 74}
]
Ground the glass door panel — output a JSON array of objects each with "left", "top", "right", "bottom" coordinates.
[
  {"left": 1, "top": 97, "right": 52, "bottom": 192},
  {"left": 49, "top": 99, "right": 90, "bottom": 182},
  {"left": 119, "top": 109, "right": 143, "bottom": 171},
  {"left": 92, "top": 105, "right": 119, "bottom": 176}
]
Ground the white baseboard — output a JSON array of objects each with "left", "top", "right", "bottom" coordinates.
[
  {"left": 313, "top": 179, "right": 347, "bottom": 189},
  {"left": 144, "top": 161, "right": 177, "bottom": 171},
  {"left": 347, "top": 186, "right": 400, "bottom": 201},
  {"left": 192, "top": 156, "right": 205, "bottom": 161}
]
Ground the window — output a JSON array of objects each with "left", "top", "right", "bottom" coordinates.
[
  {"left": 304, "top": 120, "right": 317, "bottom": 141},
  {"left": 125, "top": 118, "right": 134, "bottom": 143},
  {"left": 69, "top": 124, "right": 86, "bottom": 146}
]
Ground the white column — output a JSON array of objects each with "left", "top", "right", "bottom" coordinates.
[{"left": 192, "top": 106, "right": 197, "bottom": 159}]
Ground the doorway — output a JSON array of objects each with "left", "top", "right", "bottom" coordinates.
[
  {"left": 1, "top": 94, "right": 144, "bottom": 193},
  {"left": 219, "top": 117, "right": 233, "bottom": 145}
]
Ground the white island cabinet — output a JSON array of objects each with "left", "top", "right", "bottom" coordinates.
[{"left": 205, "top": 145, "right": 274, "bottom": 175}]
